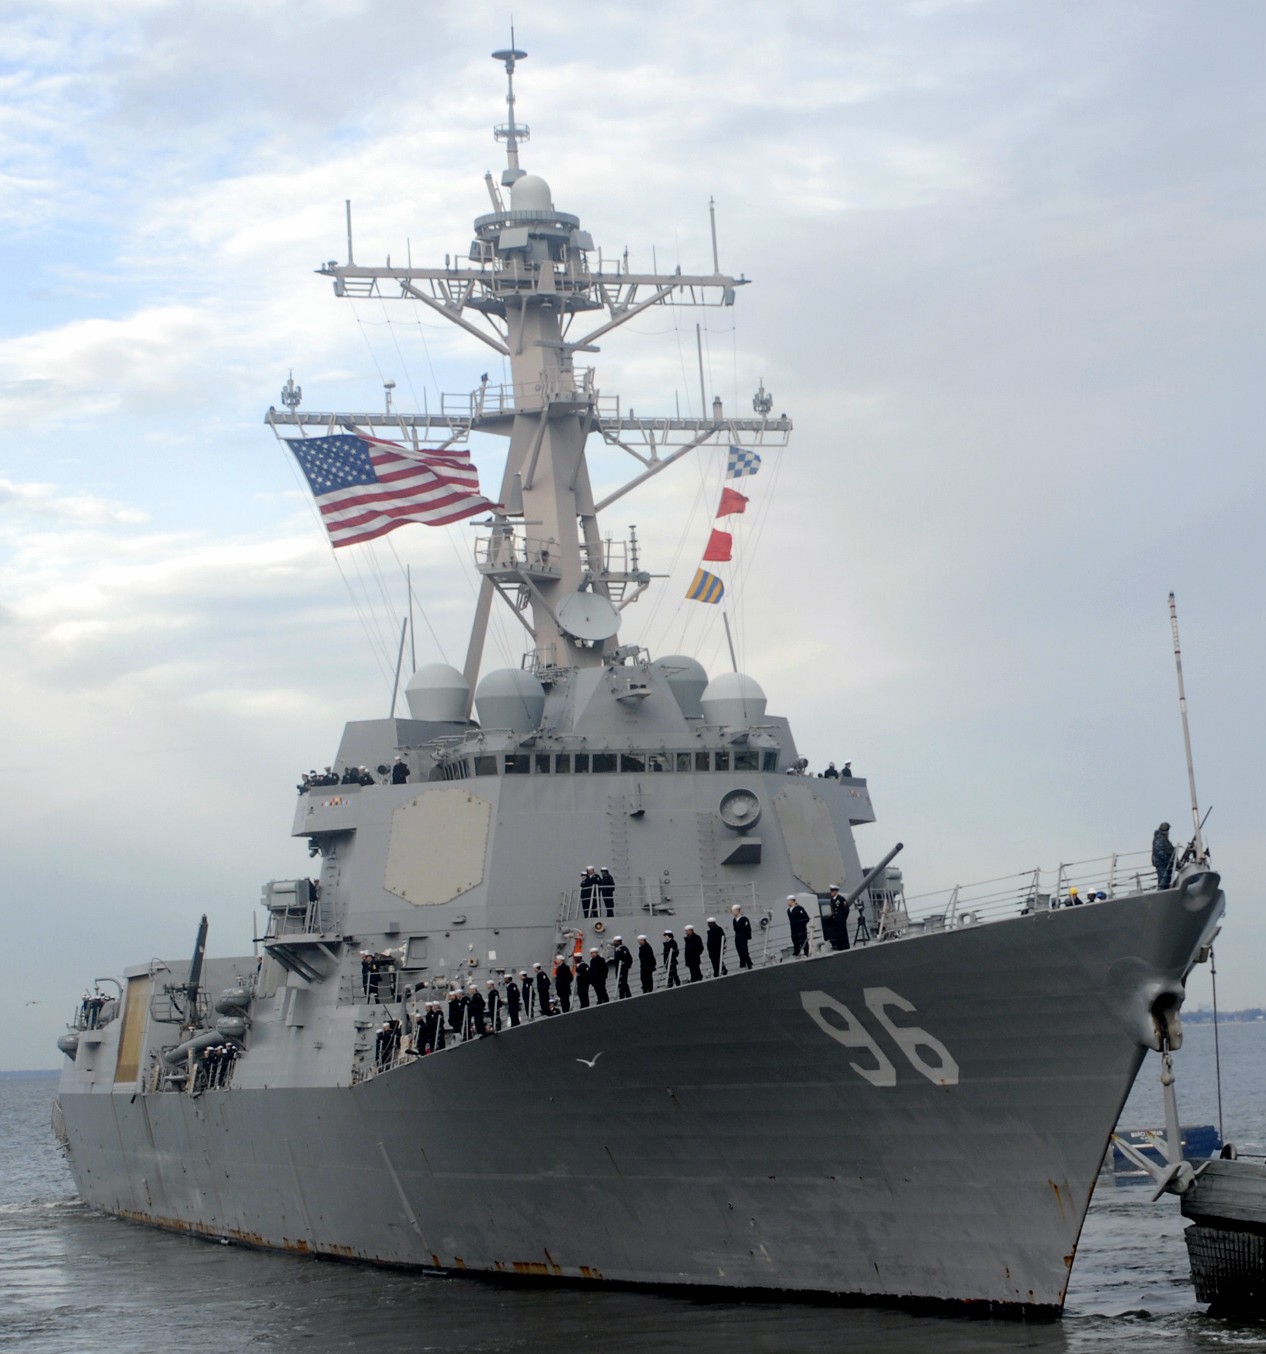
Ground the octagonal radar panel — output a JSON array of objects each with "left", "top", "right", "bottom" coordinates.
[{"left": 557, "top": 590, "right": 620, "bottom": 643}]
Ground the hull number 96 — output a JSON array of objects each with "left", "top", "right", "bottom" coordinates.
[{"left": 801, "top": 987, "right": 960, "bottom": 1087}]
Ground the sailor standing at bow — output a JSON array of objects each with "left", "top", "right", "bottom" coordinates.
[
  {"left": 662, "top": 930, "right": 681, "bottom": 986},
  {"left": 730, "top": 905, "right": 754, "bottom": 969},
  {"left": 579, "top": 867, "right": 598, "bottom": 918},
  {"left": 534, "top": 962, "right": 554, "bottom": 1016},
  {"left": 705, "top": 918, "right": 726, "bottom": 977},
  {"left": 787, "top": 896, "right": 811, "bottom": 957},
  {"left": 503, "top": 975, "right": 521, "bottom": 1027},
  {"left": 599, "top": 867, "right": 617, "bottom": 916},
  {"left": 824, "top": 884, "right": 851, "bottom": 951},
  {"left": 588, "top": 948, "right": 610, "bottom": 1004},
  {"left": 682, "top": 925, "right": 704, "bottom": 983},
  {"left": 1153, "top": 822, "right": 1176, "bottom": 889},
  {"left": 637, "top": 936, "right": 657, "bottom": 993},
  {"left": 612, "top": 937, "right": 634, "bottom": 999},
  {"left": 554, "top": 956, "right": 573, "bottom": 1013}
]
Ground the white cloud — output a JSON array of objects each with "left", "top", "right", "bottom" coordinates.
[
  {"left": 4, "top": 0, "right": 1266, "bottom": 1068},
  {"left": 0, "top": 477, "right": 148, "bottom": 524}
]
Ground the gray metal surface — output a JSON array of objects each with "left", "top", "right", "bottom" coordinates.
[
  {"left": 53, "top": 45, "right": 1228, "bottom": 1318},
  {"left": 59, "top": 880, "right": 1222, "bottom": 1312}
]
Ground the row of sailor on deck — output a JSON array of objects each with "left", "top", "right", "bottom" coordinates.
[
  {"left": 371, "top": 902, "right": 786, "bottom": 1062},
  {"left": 78, "top": 992, "right": 111, "bottom": 1028},
  {"left": 194, "top": 1042, "right": 239, "bottom": 1090},
  {"left": 298, "top": 758, "right": 411, "bottom": 793},
  {"left": 300, "top": 757, "right": 860, "bottom": 794},
  {"left": 579, "top": 866, "right": 617, "bottom": 917}
]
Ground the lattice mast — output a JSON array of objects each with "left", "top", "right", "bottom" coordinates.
[{"left": 269, "top": 44, "right": 791, "bottom": 685}]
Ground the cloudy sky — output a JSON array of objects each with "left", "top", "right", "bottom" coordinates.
[{"left": 3, "top": 0, "right": 1263, "bottom": 1072}]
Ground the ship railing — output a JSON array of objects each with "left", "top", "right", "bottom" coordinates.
[
  {"left": 70, "top": 996, "right": 119, "bottom": 1031},
  {"left": 265, "top": 906, "right": 324, "bottom": 940},
  {"left": 522, "top": 646, "right": 562, "bottom": 676},
  {"left": 262, "top": 878, "right": 325, "bottom": 937},
  {"left": 442, "top": 373, "right": 616, "bottom": 421},
  {"left": 474, "top": 529, "right": 564, "bottom": 579},
  {"left": 148, "top": 986, "right": 210, "bottom": 1027},
  {"left": 353, "top": 1041, "right": 416, "bottom": 1085},
  {"left": 342, "top": 966, "right": 405, "bottom": 1006},
  {"left": 889, "top": 850, "right": 1161, "bottom": 936},
  {"left": 558, "top": 879, "right": 762, "bottom": 928},
  {"left": 349, "top": 944, "right": 773, "bottom": 1080},
  {"left": 146, "top": 1046, "right": 239, "bottom": 1094}
]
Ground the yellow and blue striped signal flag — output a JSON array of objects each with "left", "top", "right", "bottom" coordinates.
[{"left": 686, "top": 568, "right": 725, "bottom": 604}]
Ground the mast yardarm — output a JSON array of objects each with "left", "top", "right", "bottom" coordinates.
[{"left": 270, "top": 47, "right": 790, "bottom": 684}]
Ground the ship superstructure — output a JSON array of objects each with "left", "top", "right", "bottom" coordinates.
[{"left": 54, "top": 46, "right": 1225, "bottom": 1316}]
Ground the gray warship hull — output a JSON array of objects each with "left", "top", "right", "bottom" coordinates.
[
  {"left": 57, "top": 875, "right": 1222, "bottom": 1314},
  {"left": 52, "top": 45, "right": 1227, "bottom": 1319}
]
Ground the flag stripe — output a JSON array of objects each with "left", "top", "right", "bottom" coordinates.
[
  {"left": 686, "top": 567, "right": 725, "bottom": 604},
  {"left": 286, "top": 434, "right": 495, "bottom": 547}
]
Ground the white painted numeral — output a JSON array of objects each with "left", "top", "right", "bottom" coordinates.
[
  {"left": 800, "top": 992, "right": 897, "bottom": 1086},
  {"left": 801, "top": 987, "right": 960, "bottom": 1087},
  {"left": 863, "top": 986, "right": 960, "bottom": 1086}
]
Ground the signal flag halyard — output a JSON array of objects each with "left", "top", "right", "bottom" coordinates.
[
  {"left": 287, "top": 434, "right": 496, "bottom": 547},
  {"left": 686, "top": 568, "right": 725, "bottom": 604}
]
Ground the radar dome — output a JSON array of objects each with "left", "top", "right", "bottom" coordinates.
[
  {"left": 699, "top": 672, "right": 767, "bottom": 728},
  {"left": 405, "top": 664, "right": 470, "bottom": 723},
  {"left": 475, "top": 669, "right": 546, "bottom": 734},
  {"left": 651, "top": 655, "right": 709, "bottom": 719},
  {"left": 510, "top": 174, "right": 554, "bottom": 214}
]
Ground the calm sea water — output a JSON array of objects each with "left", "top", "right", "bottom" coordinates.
[{"left": 4, "top": 1023, "right": 1266, "bottom": 1353}]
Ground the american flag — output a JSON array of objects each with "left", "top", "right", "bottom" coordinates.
[{"left": 286, "top": 434, "right": 496, "bottom": 547}]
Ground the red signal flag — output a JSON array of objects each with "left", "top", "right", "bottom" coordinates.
[{"left": 702, "top": 529, "right": 733, "bottom": 562}]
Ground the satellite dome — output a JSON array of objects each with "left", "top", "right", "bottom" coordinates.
[
  {"left": 652, "top": 654, "right": 709, "bottom": 718},
  {"left": 405, "top": 663, "right": 470, "bottom": 722},
  {"left": 475, "top": 668, "right": 546, "bottom": 734},
  {"left": 510, "top": 174, "right": 554, "bottom": 214},
  {"left": 699, "top": 672, "right": 767, "bottom": 727}
]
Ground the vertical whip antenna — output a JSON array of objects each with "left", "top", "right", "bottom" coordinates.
[
  {"left": 1169, "top": 592, "right": 1206, "bottom": 861},
  {"left": 492, "top": 32, "right": 529, "bottom": 186}
]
